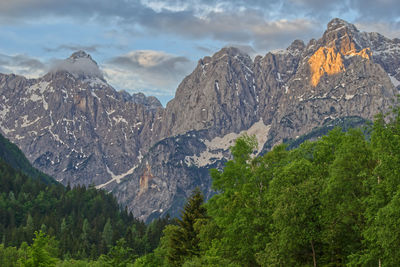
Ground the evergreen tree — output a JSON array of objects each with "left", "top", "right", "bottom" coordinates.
[
  {"left": 25, "top": 214, "right": 34, "bottom": 241},
  {"left": 165, "top": 188, "right": 207, "bottom": 266},
  {"left": 102, "top": 218, "right": 113, "bottom": 248},
  {"left": 80, "top": 218, "right": 90, "bottom": 258}
]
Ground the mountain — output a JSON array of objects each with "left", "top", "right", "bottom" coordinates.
[
  {"left": 0, "top": 51, "right": 163, "bottom": 187},
  {"left": 0, "top": 19, "right": 399, "bottom": 221}
]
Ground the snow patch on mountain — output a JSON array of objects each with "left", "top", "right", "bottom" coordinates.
[
  {"left": 185, "top": 119, "right": 271, "bottom": 167},
  {"left": 96, "top": 165, "right": 137, "bottom": 189},
  {"left": 84, "top": 77, "right": 108, "bottom": 88},
  {"left": 389, "top": 75, "right": 400, "bottom": 87},
  {"left": 20, "top": 115, "right": 41, "bottom": 128}
]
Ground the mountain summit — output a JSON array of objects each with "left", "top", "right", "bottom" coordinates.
[
  {"left": 50, "top": 50, "right": 103, "bottom": 79},
  {"left": 69, "top": 50, "right": 96, "bottom": 61},
  {"left": 0, "top": 18, "right": 399, "bottom": 221}
]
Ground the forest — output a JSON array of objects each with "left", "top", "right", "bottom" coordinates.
[{"left": 2, "top": 105, "right": 400, "bottom": 266}]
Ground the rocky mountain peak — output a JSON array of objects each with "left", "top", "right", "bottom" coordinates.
[
  {"left": 287, "top": 39, "right": 306, "bottom": 56},
  {"left": 215, "top": 46, "right": 245, "bottom": 56},
  {"left": 161, "top": 45, "right": 257, "bottom": 139},
  {"left": 49, "top": 50, "right": 103, "bottom": 79},
  {"left": 322, "top": 18, "right": 362, "bottom": 52},
  {"left": 130, "top": 92, "right": 163, "bottom": 109},
  {"left": 212, "top": 46, "right": 252, "bottom": 63},
  {"left": 308, "top": 46, "right": 346, "bottom": 87},
  {"left": 326, "top": 18, "right": 358, "bottom": 33},
  {"left": 69, "top": 50, "right": 95, "bottom": 62}
]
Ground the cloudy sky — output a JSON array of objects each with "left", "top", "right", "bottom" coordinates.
[{"left": 0, "top": 0, "right": 399, "bottom": 105}]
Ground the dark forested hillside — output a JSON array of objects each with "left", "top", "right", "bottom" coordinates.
[
  {"left": 0, "top": 133, "right": 55, "bottom": 184},
  {"left": 0, "top": 158, "right": 171, "bottom": 262},
  {"left": 0, "top": 133, "right": 172, "bottom": 266}
]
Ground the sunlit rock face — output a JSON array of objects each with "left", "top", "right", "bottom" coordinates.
[
  {"left": 1, "top": 18, "right": 400, "bottom": 221},
  {"left": 308, "top": 47, "right": 346, "bottom": 87}
]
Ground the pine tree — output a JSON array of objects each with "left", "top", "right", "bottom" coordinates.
[
  {"left": 165, "top": 188, "right": 207, "bottom": 266},
  {"left": 25, "top": 214, "right": 34, "bottom": 241},
  {"left": 80, "top": 218, "right": 90, "bottom": 257},
  {"left": 102, "top": 218, "right": 113, "bottom": 248}
]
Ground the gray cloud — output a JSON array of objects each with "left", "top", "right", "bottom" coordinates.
[
  {"left": 0, "top": 53, "right": 46, "bottom": 77},
  {"left": 0, "top": 0, "right": 146, "bottom": 23},
  {"left": 283, "top": 0, "right": 345, "bottom": 17},
  {"left": 2, "top": 0, "right": 397, "bottom": 21},
  {"left": 354, "top": 21, "right": 400, "bottom": 40},
  {"left": 0, "top": 0, "right": 399, "bottom": 26},
  {"left": 134, "top": 8, "right": 320, "bottom": 51},
  {"left": 108, "top": 50, "right": 190, "bottom": 75},
  {"left": 107, "top": 49, "right": 192, "bottom": 73},
  {"left": 0, "top": 0, "right": 398, "bottom": 54},
  {"left": 350, "top": 0, "right": 400, "bottom": 21},
  {"left": 0, "top": 51, "right": 106, "bottom": 79},
  {"left": 44, "top": 44, "right": 101, "bottom": 53},
  {"left": 196, "top": 45, "right": 214, "bottom": 54},
  {"left": 103, "top": 50, "right": 194, "bottom": 96}
]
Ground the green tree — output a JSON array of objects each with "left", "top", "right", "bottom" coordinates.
[
  {"left": 205, "top": 135, "right": 278, "bottom": 266},
  {"left": 102, "top": 219, "right": 113, "bottom": 248},
  {"left": 320, "top": 129, "right": 373, "bottom": 265},
  {"left": 164, "top": 188, "right": 207, "bottom": 266},
  {"left": 0, "top": 244, "right": 20, "bottom": 267},
  {"left": 80, "top": 218, "right": 90, "bottom": 257},
  {"left": 352, "top": 109, "right": 400, "bottom": 266},
  {"left": 104, "top": 238, "right": 136, "bottom": 267},
  {"left": 25, "top": 214, "right": 34, "bottom": 242},
  {"left": 261, "top": 154, "right": 321, "bottom": 267},
  {"left": 59, "top": 218, "right": 68, "bottom": 255},
  {"left": 23, "top": 230, "right": 59, "bottom": 267},
  {"left": 365, "top": 189, "right": 400, "bottom": 266}
]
